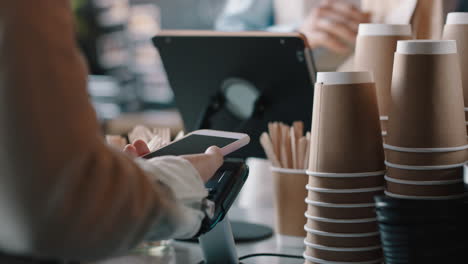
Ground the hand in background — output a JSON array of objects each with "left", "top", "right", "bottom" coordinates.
[{"left": 299, "top": 0, "right": 370, "bottom": 54}]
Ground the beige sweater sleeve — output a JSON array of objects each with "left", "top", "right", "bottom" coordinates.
[{"left": 0, "top": 0, "right": 207, "bottom": 261}]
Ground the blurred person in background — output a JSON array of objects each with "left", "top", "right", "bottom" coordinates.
[
  {"left": 216, "top": 0, "right": 468, "bottom": 71},
  {"left": 0, "top": 1, "right": 223, "bottom": 263}
]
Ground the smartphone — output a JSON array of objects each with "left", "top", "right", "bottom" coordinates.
[{"left": 142, "top": 129, "right": 250, "bottom": 159}]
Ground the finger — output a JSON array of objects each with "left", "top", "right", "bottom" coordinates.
[
  {"left": 331, "top": 1, "right": 370, "bottom": 23},
  {"left": 123, "top": 145, "right": 138, "bottom": 157},
  {"left": 312, "top": 8, "right": 360, "bottom": 32},
  {"left": 205, "top": 146, "right": 224, "bottom": 167},
  {"left": 133, "top": 139, "right": 151, "bottom": 157},
  {"left": 205, "top": 146, "right": 223, "bottom": 155},
  {"left": 306, "top": 30, "right": 349, "bottom": 54},
  {"left": 315, "top": 17, "right": 357, "bottom": 43},
  {"left": 316, "top": 1, "right": 369, "bottom": 25}
]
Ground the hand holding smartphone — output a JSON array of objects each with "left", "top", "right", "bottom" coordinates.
[
  {"left": 142, "top": 129, "right": 250, "bottom": 237},
  {"left": 142, "top": 129, "right": 250, "bottom": 159}
]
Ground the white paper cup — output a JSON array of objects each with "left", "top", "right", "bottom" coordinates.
[
  {"left": 358, "top": 24, "right": 412, "bottom": 36},
  {"left": 446, "top": 12, "right": 468, "bottom": 24},
  {"left": 237, "top": 158, "right": 274, "bottom": 209},
  {"left": 276, "top": 234, "right": 305, "bottom": 248},
  {"left": 316, "top": 71, "right": 374, "bottom": 85},
  {"left": 396, "top": 40, "right": 457, "bottom": 54}
]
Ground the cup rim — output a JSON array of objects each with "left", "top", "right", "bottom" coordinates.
[
  {"left": 303, "top": 240, "right": 381, "bottom": 252},
  {"left": 383, "top": 143, "right": 468, "bottom": 153},
  {"left": 305, "top": 213, "right": 377, "bottom": 223},
  {"left": 385, "top": 161, "right": 465, "bottom": 170},
  {"left": 384, "top": 175, "right": 463, "bottom": 185},
  {"left": 358, "top": 23, "right": 412, "bottom": 36},
  {"left": 316, "top": 71, "right": 374, "bottom": 85},
  {"left": 446, "top": 12, "right": 468, "bottom": 25},
  {"left": 306, "top": 185, "right": 384, "bottom": 193},
  {"left": 384, "top": 190, "right": 466, "bottom": 200},
  {"left": 302, "top": 253, "right": 383, "bottom": 264},
  {"left": 270, "top": 167, "right": 306, "bottom": 174},
  {"left": 304, "top": 225, "right": 380, "bottom": 237},
  {"left": 396, "top": 40, "right": 457, "bottom": 54},
  {"left": 306, "top": 170, "right": 386, "bottom": 178},
  {"left": 305, "top": 198, "right": 375, "bottom": 208}
]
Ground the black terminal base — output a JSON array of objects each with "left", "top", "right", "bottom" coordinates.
[{"left": 179, "top": 220, "right": 273, "bottom": 243}]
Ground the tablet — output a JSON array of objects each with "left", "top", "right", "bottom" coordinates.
[{"left": 152, "top": 31, "right": 316, "bottom": 158}]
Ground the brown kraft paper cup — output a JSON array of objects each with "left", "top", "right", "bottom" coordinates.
[
  {"left": 309, "top": 72, "right": 385, "bottom": 173},
  {"left": 385, "top": 148, "right": 467, "bottom": 166},
  {"left": 306, "top": 218, "right": 378, "bottom": 234},
  {"left": 272, "top": 169, "right": 308, "bottom": 237},
  {"left": 306, "top": 186, "right": 384, "bottom": 204},
  {"left": 385, "top": 178, "right": 465, "bottom": 197},
  {"left": 308, "top": 174, "right": 384, "bottom": 189},
  {"left": 387, "top": 166, "right": 464, "bottom": 181},
  {"left": 442, "top": 22, "right": 468, "bottom": 111},
  {"left": 387, "top": 41, "right": 466, "bottom": 148},
  {"left": 305, "top": 246, "right": 382, "bottom": 262},
  {"left": 306, "top": 202, "right": 376, "bottom": 219},
  {"left": 305, "top": 231, "right": 380, "bottom": 248},
  {"left": 306, "top": 219, "right": 379, "bottom": 234},
  {"left": 355, "top": 33, "right": 411, "bottom": 117}
]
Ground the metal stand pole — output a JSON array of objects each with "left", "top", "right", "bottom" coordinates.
[{"left": 198, "top": 217, "right": 238, "bottom": 264}]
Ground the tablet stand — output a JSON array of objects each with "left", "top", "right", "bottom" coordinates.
[
  {"left": 195, "top": 94, "right": 273, "bottom": 244},
  {"left": 199, "top": 217, "right": 238, "bottom": 264}
]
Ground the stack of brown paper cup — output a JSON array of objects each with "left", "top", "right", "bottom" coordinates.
[
  {"left": 354, "top": 24, "right": 412, "bottom": 142},
  {"left": 442, "top": 13, "right": 468, "bottom": 133},
  {"left": 271, "top": 167, "right": 308, "bottom": 247},
  {"left": 304, "top": 72, "right": 385, "bottom": 264},
  {"left": 385, "top": 40, "right": 468, "bottom": 200}
]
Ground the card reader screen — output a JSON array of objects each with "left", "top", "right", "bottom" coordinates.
[{"left": 144, "top": 134, "right": 237, "bottom": 159}]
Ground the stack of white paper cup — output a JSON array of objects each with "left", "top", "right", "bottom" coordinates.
[
  {"left": 304, "top": 72, "right": 385, "bottom": 264},
  {"left": 354, "top": 24, "right": 412, "bottom": 141},
  {"left": 385, "top": 40, "right": 468, "bottom": 200},
  {"left": 442, "top": 13, "right": 468, "bottom": 133}
]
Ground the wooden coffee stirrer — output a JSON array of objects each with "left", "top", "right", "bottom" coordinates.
[
  {"left": 282, "top": 124, "right": 293, "bottom": 168},
  {"left": 297, "top": 137, "right": 308, "bottom": 169},
  {"left": 260, "top": 132, "right": 281, "bottom": 167},
  {"left": 290, "top": 127, "right": 297, "bottom": 169},
  {"left": 268, "top": 122, "right": 280, "bottom": 161},
  {"left": 303, "top": 132, "right": 311, "bottom": 170}
]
